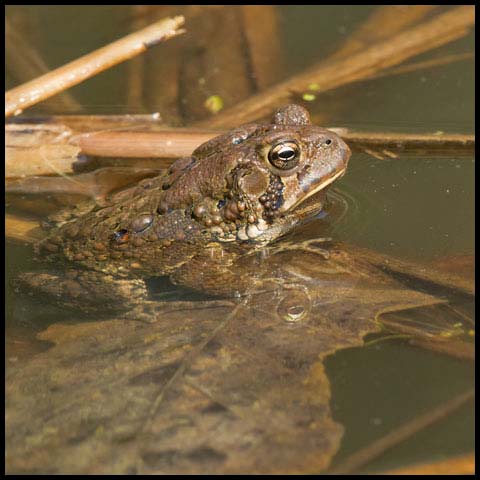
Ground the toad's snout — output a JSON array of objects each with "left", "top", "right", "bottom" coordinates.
[
  {"left": 281, "top": 129, "right": 351, "bottom": 212},
  {"left": 337, "top": 134, "right": 351, "bottom": 172}
]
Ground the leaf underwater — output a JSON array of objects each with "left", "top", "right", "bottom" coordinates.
[{"left": 6, "top": 242, "right": 456, "bottom": 475}]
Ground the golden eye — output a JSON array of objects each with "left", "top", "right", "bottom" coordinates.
[{"left": 268, "top": 141, "right": 300, "bottom": 170}]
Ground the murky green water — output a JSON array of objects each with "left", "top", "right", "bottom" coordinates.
[{"left": 6, "top": 5, "right": 474, "bottom": 474}]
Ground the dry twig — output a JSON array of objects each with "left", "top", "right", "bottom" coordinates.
[
  {"left": 5, "top": 119, "right": 474, "bottom": 179},
  {"left": 74, "top": 129, "right": 215, "bottom": 159},
  {"left": 74, "top": 129, "right": 475, "bottom": 159},
  {"left": 5, "top": 16, "right": 185, "bottom": 117}
]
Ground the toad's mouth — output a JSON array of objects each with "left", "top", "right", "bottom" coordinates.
[{"left": 289, "top": 167, "right": 347, "bottom": 212}]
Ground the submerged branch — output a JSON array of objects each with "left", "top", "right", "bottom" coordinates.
[
  {"left": 346, "top": 244, "right": 475, "bottom": 296},
  {"left": 125, "top": 6, "right": 150, "bottom": 112},
  {"left": 6, "top": 167, "right": 162, "bottom": 201},
  {"left": 5, "top": 16, "right": 185, "bottom": 117},
  {"left": 330, "top": 5, "right": 438, "bottom": 60},
  {"left": 366, "top": 52, "right": 474, "bottom": 81},
  {"left": 408, "top": 337, "right": 474, "bottom": 362},
  {"left": 328, "top": 388, "right": 474, "bottom": 474},
  {"left": 195, "top": 6, "right": 474, "bottom": 128},
  {"left": 238, "top": 5, "right": 285, "bottom": 91}
]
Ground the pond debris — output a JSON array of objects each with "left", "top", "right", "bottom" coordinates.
[
  {"left": 329, "top": 5, "right": 439, "bottom": 60},
  {"left": 5, "top": 117, "right": 475, "bottom": 180},
  {"left": 196, "top": 6, "right": 474, "bottom": 129},
  {"left": 204, "top": 95, "right": 224, "bottom": 114},
  {"left": 301, "top": 92, "right": 316, "bottom": 102},
  {"left": 327, "top": 388, "right": 474, "bottom": 474},
  {"left": 366, "top": 51, "right": 474, "bottom": 82}
]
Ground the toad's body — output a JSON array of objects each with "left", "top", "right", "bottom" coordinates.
[{"left": 22, "top": 105, "right": 350, "bottom": 313}]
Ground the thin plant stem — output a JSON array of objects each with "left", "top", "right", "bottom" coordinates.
[
  {"left": 328, "top": 388, "right": 474, "bottom": 474},
  {"left": 5, "top": 16, "right": 185, "bottom": 117}
]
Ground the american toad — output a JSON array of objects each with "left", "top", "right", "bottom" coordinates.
[{"left": 19, "top": 104, "right": 351, "bottom": 315}]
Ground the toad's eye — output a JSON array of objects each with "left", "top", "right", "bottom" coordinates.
[{"left": 268, "top": 141, "right": 300, "bottom": 170}]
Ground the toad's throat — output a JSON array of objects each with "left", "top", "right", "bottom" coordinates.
[{"left": 289, "top": 167, "right": 346, "bottom": 211}]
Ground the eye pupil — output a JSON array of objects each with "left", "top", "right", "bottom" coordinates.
[
  {"left": 279, "top": 148, "right": 294, "bottom": 160},
  {"left": 268, "top": 142, "right": 300, "bottom": 170}
]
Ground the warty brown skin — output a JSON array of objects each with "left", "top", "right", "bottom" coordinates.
[{"left": 20, "top": 104, "right": 351, "bottom": 313}]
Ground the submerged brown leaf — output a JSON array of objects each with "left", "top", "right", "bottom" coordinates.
[{"left": 7, "top": 242, "right": 453, "bottom": 474}]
